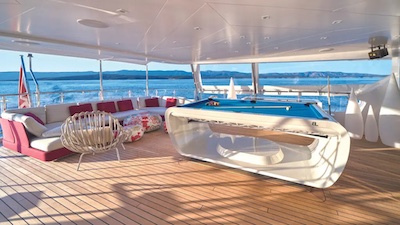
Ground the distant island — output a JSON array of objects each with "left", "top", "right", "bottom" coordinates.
[{"left": 0, "top": 70, "right": 385, "bottom": 81}]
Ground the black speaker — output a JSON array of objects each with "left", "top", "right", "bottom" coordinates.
[{"left": 368, "top": 48, "right": 388, "bottom": 59}]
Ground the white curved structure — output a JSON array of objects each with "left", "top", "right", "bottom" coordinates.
[
  {"left": 227, "top": 77, "right": 237, "bottom": 99},
  {"left": 345, "top": 89, "right": 364, "bottom": 139},
  {"left": 379, "top": 74, "right": 400, "bottom": 148},
  {"left": 165, "top": 99, "right": 350, "bottom": 188},
  {"left": 365, "top": 105, "right": 379, "bottom": 142}
]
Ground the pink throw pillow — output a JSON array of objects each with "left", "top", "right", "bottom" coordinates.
[
  {"left": 145, "top": 98, "right": 159, "bottom": 107},
  {"left": 165, "top": 98, "right": 177, "bottom": 108},
  {"left": 117, "top": 99, "right": 134, "bottom": 112},
  {"left": 25, "top": 112, "right": 45, "bottom": 125},
  {"left": 69, "top": 103, "right": 93, "bottom": 116},
  {"left": 97, "top": 101, "right": 117, "bottom": 113}
]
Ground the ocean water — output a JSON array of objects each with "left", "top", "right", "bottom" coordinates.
[{"left": 0, "top": 76, "right": 385, "bottom": 112}]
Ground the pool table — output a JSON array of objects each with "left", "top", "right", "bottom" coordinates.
[{"left": 165, "top": 98, "right": 350, "bottom": 188}]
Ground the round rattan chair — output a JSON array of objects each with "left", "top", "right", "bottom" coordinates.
[{"left": 61, "top": 111, "right": 125, "bottom": 170}]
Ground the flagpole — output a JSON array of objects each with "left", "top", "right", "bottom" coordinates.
[{"left": 27, "top": 54, "right": 40, "bottom": 107}]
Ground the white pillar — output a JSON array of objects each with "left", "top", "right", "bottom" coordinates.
[
  {"left": 251, "top": 63, "right": 260, "bottom": 96},
  {"left": 145, "top": 63, "right": 149, "bottom": 96},
  {"left": 391, "top": 38, "right": 400, "bottom": 88},
  {"left": 191, "top": 64, "right": 203, "bottom": 100},
  {"left": 99, "top": 60, "right": 104, "bottom": 100}
]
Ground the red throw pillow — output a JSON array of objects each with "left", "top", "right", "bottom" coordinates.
[
  {"left": 97, "top": 101, "right": 117, "bottom": 113},
  {"left": 145, "top": 98, "right": 159, "bottom": 107},
  {"left": 69, "top": 103, "right": 93, "bottom": 116},
  {"left": 25, "top": 112, "right": 45, "bottom": 125},
  {"left": 165, "top": 98, "right": 177, "bottom": 108},
  {"left": 117, "top": 99, "right": 134, "bottom": 112}
]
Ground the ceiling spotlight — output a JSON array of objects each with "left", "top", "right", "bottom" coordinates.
[
  {"left": 332, "top": 20, "right": 342, "bottom": 25},
  {"left": 261, "top": 15, "right": 271, "bottom": 20},
  {"left": 246, "top": 42, "right": 251, "bottom": 45},
  {"left": 320, "top": 36, "right": 328, "bottom": 40},
  {"left": 77, "top": 19, "right": 109, "bottom": 28},
  {"left": 319, "top": 48, "right": 334, "bottom": 52},
  {"left": 368, "top": 44, "right": 389, "bottom": 59},
  {"left": 194, "top": 26, "right": 201, "bottom": 31},
  {"left": 240, "top": 35, "right": 246, "bottom": 39},
  {"left": 116, "top": 8, "right": 128, "bottom": 14},
  {"left": 264, "top": 36, "right": 270, "bottom": 40}
]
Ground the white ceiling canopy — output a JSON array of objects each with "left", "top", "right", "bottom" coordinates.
[{"left": 0, "top": 0, "right": 398, "bottom": 65}]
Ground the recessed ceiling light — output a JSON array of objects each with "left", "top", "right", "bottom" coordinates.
[
  {"left": 246, "top": 42, "right": 251, "bottom": 45},
  {"left": 332, "top": 20, "right": 342, "bottom": 25},
  {"left": 206, "top": 57, "right": 211, "bottom": 60},
  {"left": 116, "top": 8, "right": 128, "bottom": 14},
  {"left": 261, "top": 15, "right": 271, "bottom": 20},
  {"left": 320, "top": 36, "right": 328, "bottom": 40},
  {"left": 224, "top": 41, "right": 229, "bottom": 44},
  {"left": 12, "top": 40, "right": 40, "bottom": 45},
  {"left": 194, "top": 26, "right": 201, "bottom": 31},
  {"left": 77, "top": 19, "right": 109, "bottom": 28},
  {"left": 264, "top": 36, "right": 270, "bottom": 40},
  {"left": 240, "top": 35, "right": 246, "bottom": 39},
  {"left": 319, "top": 48, "right": 334, "bottom": 52}
]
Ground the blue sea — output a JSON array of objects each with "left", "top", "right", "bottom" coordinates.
[{"left": 0, "top": 76, "right": 385, "bottom": 112}]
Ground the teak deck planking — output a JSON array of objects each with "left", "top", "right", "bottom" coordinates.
[{"left": 0, "top": 129, "right": 399, "bottom": 224}]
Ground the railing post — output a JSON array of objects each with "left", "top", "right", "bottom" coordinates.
[
  {"left": 60, "top": 92, "right": 64, "bottom": 103},
  {"left": 1, "top": 96, "right": 6, "bottom": 112}
]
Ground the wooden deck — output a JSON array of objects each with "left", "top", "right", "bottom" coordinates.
[{"left": 0, "top": 129, "right": 399, "bottom": 224}]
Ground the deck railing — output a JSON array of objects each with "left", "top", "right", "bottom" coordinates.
[{"left": 0, "top": 87, "right": 351, "bottom": 139}]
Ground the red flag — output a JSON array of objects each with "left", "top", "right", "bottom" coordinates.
[{"left": 18, "top": 65, "right": 31, "bottom": 108}]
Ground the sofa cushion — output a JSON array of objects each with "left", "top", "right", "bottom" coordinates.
[
  {"left": 113, "top": 109, "right": 148, "bottom": 121},
  {"left": 145, "top": 98, "right": 159, "bottom": 107},
  {"left": 117, "top": 99, "right": 134, "bottom": 112},
  {"left": 25, "top": 112, "right": 45, "bottom": 125},
  {"left": 165, "top": 98, "right": 177, "bottom": 108},
  {"left": 12, "top": 113, "right": 47, "bottom": 137},
  {"left": 97, "top": 101, "right": 117, "bottom": 113},
  {"left": 30, "top": 136, "right": 64, "bottom": 152},
  {"left": 46, "top": 103, "right": 76, "bottom": 123},
  {"left": 5, "top": 107, "right": 47, "bottom": 124},
  {"left": 42, "top": 126, "right": 62, "bottom": 138},
  {"left": 69, "top": 103, "right": 93, "bottom": 116}
]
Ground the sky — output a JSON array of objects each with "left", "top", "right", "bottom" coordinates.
[{"left": 0, "top": 49, "right": 392, "bottom": 75}]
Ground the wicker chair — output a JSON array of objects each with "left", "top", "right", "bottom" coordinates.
[{"left": 61, "top": 111, "right": 125, "bottom": 170}]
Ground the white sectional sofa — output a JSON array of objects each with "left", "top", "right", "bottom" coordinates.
[{"left": 0, "top": 96, "right": 185, "bottom": 161}]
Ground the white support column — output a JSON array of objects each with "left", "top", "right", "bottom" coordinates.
[
  {"left": 191, "top": 64, "right": 203, "bottom": 100},
  {"left": 391, "top": 37, "right": 400, "bottom": 88},
  {"left": 251, "top": 63, "right": 260, "bottom": 96},
  {"left": 145, "top": 63, "right": 149, "bottom": 96},
  {"left": 99, "top": 60, "right": 104, "bottom": 100}
]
